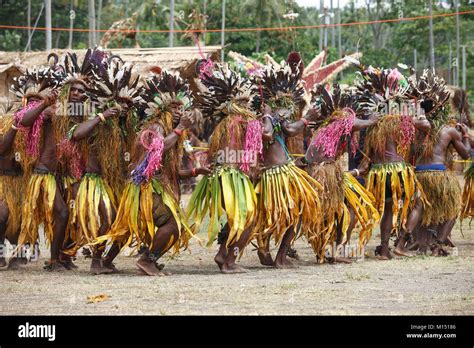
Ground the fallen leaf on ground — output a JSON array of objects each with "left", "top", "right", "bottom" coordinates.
[{"left": 87, "top": 294, "right": 109, "bottom": 304}]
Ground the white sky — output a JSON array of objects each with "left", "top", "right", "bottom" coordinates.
[{"left": 295, "top": 0, "right": 353, "bottom": 9}]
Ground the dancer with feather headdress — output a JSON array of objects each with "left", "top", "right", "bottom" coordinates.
[
  {"left": 93, "top": 69, "right": 201, "bottom": 276},
  {"left": 188, "top": 63, "right": 259, "bottom": 273},
  {"left": 64, "top": 54, "right": 142, "bottom": 274},
  {"left": 350, "top": 62, "right": 430, "bottom": 260},
  {"left": 0, "top": 66, "right": 57, "bottom": 268},
  {"left": 400, "top": 71, "right": 470, "bottom": 256},
  {"left": 45, "top": 48, "right": 111, "bottom": 270},
  {"left": 302, "top": 83, "right": 380, "bottom": 262},
  {"left": 251, "top": 63, "right": 323, "bottom": 268},
  {"left": 11, "top": 58, "right": 76, "bottom": 271}
]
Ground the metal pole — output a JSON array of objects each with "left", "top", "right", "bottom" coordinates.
[
  {"left": 27, "top": 0, "right": 31, "bottom": 51},
  {"left": 169, "top": 0, "right": 174, "bottom": 47},
  {"left": 413, "top": 48, "right": 417, "bottom": 73},
  {"left": 45, "top": 0, "right": 52, "bottom": 50},
  {"left": 323, "top": 7, "right": 328, "bottom": 48},
  {"left": 337, "top": 0, "right": 342, "bottom": 57},
  {"left": 448, "top": 42, "right": 452, "bottom": 84},
  {"left": 24, "top": 2, "right": 44, "bottom": 52},
  {"left": 331, "top": 0, "right": 335, "bottom": 48},
  {"left": 68, "top": 1, "right": 75, "bottom": 49},
  {"left": 319, "top": 0, "right": 323, "bottom": 51},
  {"left": 88, "top": 0, "right": 96, "bottom": 46},
  {"left": 455, "top": 0, "right": 460, "bottom": 86},
  {"left": 97, "top": 0, "right": 103, "bottom": 45},
  {"left": 221, "top": 0, "right": 226, "bottom": 61},
  {"left": 428, "top": 0, "right": 435, "bottom": 69},
  {"left": 461, "top": 45, "right": 466, "bottom": 90}
]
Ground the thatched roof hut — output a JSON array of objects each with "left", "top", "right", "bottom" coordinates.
[{"left": 0, "top": 45, "right": 222, "bottom": 110}]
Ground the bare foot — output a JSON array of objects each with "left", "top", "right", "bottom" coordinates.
[
  {"left": 102, "top": 262, "right": 119, "bottom": 274},
  {"left": 221, "top": 263, "right": 247, "bottom": 274},
  {"left": 375, "top": 254, "right": 392, "bottom": 261},
  {"left": 394, "top": 247, "right": 416, "bottom": 257},
  {"left": 44, "top": 260, "right": 67, "bottom": 272},
  {"left": 214, "top": 254, "right": 226, "bottom": 270},
  {"left": 257, "top": 249, "right": 274, "bottom": 266},
  {"left": 273, "top": 258, "right": 295, "bottom": 269},
  {"left": 137, "top": 268, "right": 167, "bottom": 276},
  {"left": 431, "top": 245, "right": 449, "bottom": 257},
  {"left": 287, "top": 247, "right": 300, "bottom": 260},
  {"left": 156, "top": 263, "right": 172, "bottom": 275},
  {"left": 445, "top": 236, "right": 456, "bottom": 248},
  {"left": 0, "top": 257, "right": 6, "bottom": 268},
  {"left": 90, "top": 259, "right": 114, "bottom": 275},
  {"left": 136, "top": 256, "right": 160, "bottom": 276},
  {"left": 334, "top": 257, "right": 353, "bottom": 264},
  {"left": 60, "top": 255, "right": 78, "bottom": 270},
  {"left": 7, "top": 257, "right": 26, "bottom": 270}
]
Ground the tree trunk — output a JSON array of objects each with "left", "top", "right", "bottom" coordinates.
[
  {"left": 97, "top": 0, "right": 103, "bottom": 44},
  {"left": 428, "top": 0, "right": 435, "bottom": 69},
  {"left": 27, "top": 0, "right": 31, "bottom": 51},
  {"left": 221, "top": 0, "right": 226, "bottom": 61},
  {"left": 88, "top": 0, "right": 96, "bottom": 47},
  {"left": 169, "top": 0, "right": 174, "bottom": 47},
  {"left": 45, "top": 0, "right": 52, "bottom": 50}
]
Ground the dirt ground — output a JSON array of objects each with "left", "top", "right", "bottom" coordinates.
[{"left": 1, "top": 217, "right": 473, "bottom": 315}]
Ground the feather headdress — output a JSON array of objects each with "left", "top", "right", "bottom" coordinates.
[
  {"left": 89, "top": 55, "right": 143, "bottom": 107},
  {"left": 59, "top": 47, "right": 108, "bottom": 88},
  {"left": 196, "top": 63, "right": 254, "bottom": 122},
  {"left": 407, "top": 68, "right": 450, "bottom": 118},
  {"left": 10, "top": 65, "right": 62, "bottom": 101},
  {"left": 141, "top": 69, "right": 191, "bottom": 118},
  {"left": 251, "top": 62, "right": 305, "bottom": 114},
  {"left": 347, "top": 57, "right": 410, "bottom": 113}
]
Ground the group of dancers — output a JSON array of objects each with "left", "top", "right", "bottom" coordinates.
[{"left": 0, "top": 47, "right": 472, "bottom": 276}]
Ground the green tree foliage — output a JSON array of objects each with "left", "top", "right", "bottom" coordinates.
[{"left": 0, "top": 0, "right": 472, "bottom": 101}]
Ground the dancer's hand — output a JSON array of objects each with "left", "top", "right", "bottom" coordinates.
[
  {"left": 457, "top": 123, "right": 469, "bottom": 135},
  {"left": 262, "top": 104, "right": 272, "bottom": 116},
  {"left": 178, "top": 111, "right": 193, "bottom": 129},
  {"left": 43, "top": 91, "right": 58, "bottom": 106},
  {"left": 197, "top": 167, "right": 212, "bottom": 176},
  {"left": 368, "top": 111, "right": 380, "bottom": 123},
  {"left": 43, "top": 105, "right": 56, "bottom": 120},
  {"left": 305, "top": 107, "right": 322, "bottom": 122},
  {"left": 103, "top": 106, "right": 120, "bottom": 119}
]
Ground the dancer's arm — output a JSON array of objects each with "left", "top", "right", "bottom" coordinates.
[
  {"left": 179, "top": 167, "right": 212, "bottom": 179},
  {"left": 353, "top": 112, "right": 380, "bottom": 131},
  {"left": 20, "top": 94, "right": 56, "bottom": 126},
  {"left": 71, "top": 107, "right": 120, "bottom": 141},
  {"left": 451, "top": 124, "right": 471, "bottom": 160},
  {"left": 0, "top": 127, "right": 17, "bottom": 155},
  {"left": 413, "top": 117, "right": 431, "bottom": 133},
  {"left": 163, "top": 109, "right": 194, "bottom": 151}
]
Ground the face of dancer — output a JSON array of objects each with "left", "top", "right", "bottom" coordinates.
[
  {"left": 274, "top": 107, "right": 293, "bottom": 122},
  {"left": 171, "top": 102, "right": 185, "bottom": 127},
  {"left": 118, "top": 99, "right": 133, "bottom": 118},
  {"left": 68, "top": 82, "right": 87, "bottom": 104}
]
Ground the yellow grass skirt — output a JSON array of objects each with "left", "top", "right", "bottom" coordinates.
[
  {"left": 93, "top": 178, "right": 191, "bottom": 255},
  {"left": 63, "top": 173, "right": 117, "bottom": 255},
  {"left": 0, "top": 174, "right": 25, "bottom": 242},
  {"left": 17, "top": 173, "right": 57, "bottom": 247},
  {"left": 366, "top": 161, "right": 426, "bottom": 232},
  {"left": 187, "top": 166, "right": 257, "bottom": 247},
  {"left": 416, "top": 169, "right": 461, "bottom": 226},
  {"left": 254, "top": 162, "right": 323, "bottom": 254},
  {"left": 306, "top": 161, "right": 379, "bottom": 258},
  {"left": 461, "top": 166, "right": 474, "bottom": 220}
]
